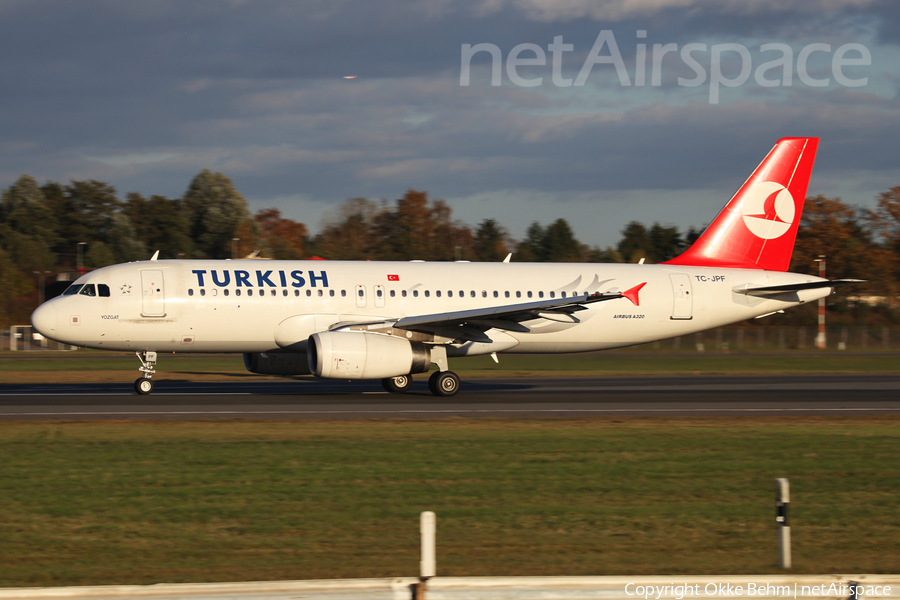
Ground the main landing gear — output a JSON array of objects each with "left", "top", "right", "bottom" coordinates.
[
  {"left": 134, "top": 351, "right": 157, "bottom": 395},
  {"left": 380, "top": 371, "right": 461, "bottom": 397},
  {"left": 428, "top": 371, "right": 460, "bottom": 397},
  {"left": 381, "top": 374, "right": 413, "bottom": 393}
]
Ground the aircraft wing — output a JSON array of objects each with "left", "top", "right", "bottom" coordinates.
[
  {"left": 733, "top": 279, "right": 864, "bottom": 298},
  {"left": 332, "top": 284, "right": 644, "bottom": 342}
]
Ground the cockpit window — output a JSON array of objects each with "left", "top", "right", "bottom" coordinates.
[
  {"left": 63, "top": 284, "right": 84, "bottom": 296},
  {"left": 79, "top": 284, "right": 96, "bottom": 297},
  {"left": 98, "top": 284, "right": 110, "bottom": 297}
]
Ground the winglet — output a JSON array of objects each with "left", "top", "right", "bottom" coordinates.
[
  {"left": 150, "top": 250, "right": 159, "bottom": 261},
  {"left": 503, "top": 253, "right": 512, "bottom": 263},
  {"left": 622, "top": 282, "right": 647, "bottom": 306}
]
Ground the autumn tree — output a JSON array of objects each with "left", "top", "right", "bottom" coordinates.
[
  {"left": 255, "top": 208, "right": 308, "bottom": 260},
  {"left": 315, "top": 198, "right": 380, "bottom": 260},
  {"left": 125, "top": 194, "right": 193, "bottom": 259},
  {"left": 181, "top": 170, "right": 252, "bottom": 258},
  {"left": 515, "top": 222, "right": 546, "bottom": 262},
  {"left": 473, "top": 219, "right": 509, "bottom": 261},
  {"left": 790, "top": 195, "right": 873, "bottom": 281},
  {"left": 0, "top": 175, "right": 59, "bottom": 272},
  {"left": 64, "top": 180, "right": 123, "bottom": 247}
]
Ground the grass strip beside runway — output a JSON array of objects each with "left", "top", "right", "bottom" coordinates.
[
  {"left": 0, "top": 418, "right": 898, "bottom": 586},
  {"left": 1, "top": 352, "right": 899, "bottom": 384}
]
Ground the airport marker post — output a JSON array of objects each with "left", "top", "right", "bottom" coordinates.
[
  {"left": 775, "top": 478, "right": 791, "bottom": 569},
  {"left": 414, "top": 511, "right": 436, "bottom": 599}
]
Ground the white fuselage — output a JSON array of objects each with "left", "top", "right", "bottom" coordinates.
[{"left": 33, "top": 259, "right": 829, "bottom": 356}]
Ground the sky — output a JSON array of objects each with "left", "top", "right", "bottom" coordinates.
[{"left": 1, "top": 0, "right": 898, "bottom": 248}]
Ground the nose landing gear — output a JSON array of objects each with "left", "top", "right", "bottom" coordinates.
[{"left": 135, "top": 351, "right": 157, "bottom": 395}]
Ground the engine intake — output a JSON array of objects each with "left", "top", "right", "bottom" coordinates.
[{"left": 308, "top": 331, "right": 431, "bottom": 379}]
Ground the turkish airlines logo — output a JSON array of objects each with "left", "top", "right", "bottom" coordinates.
[{"left": 741, "top": 181, "right": 796, "bottom": 240}]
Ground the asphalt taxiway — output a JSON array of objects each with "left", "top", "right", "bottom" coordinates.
[{"left": 0, "top": 374, "right": 898, "bottom": 419}]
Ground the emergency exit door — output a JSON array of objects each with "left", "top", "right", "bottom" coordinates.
[
  {"left": 141, "top": 270, "right": 165, "bottom": 317},
  {"left": 669, "top": 273, "right": 693, "bottom": 320}
]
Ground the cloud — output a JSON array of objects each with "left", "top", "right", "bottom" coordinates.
[
  {"left": 0, "top": 0, "right": 896, "bottom": 247},
  {"left": 494, "top": 0, "right": 880, "bottom": 22}
]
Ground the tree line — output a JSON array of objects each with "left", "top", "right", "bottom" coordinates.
[{"left": 1, "top": 170, "right": 898, "bottom": 326}]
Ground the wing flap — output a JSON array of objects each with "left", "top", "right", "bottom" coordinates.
[{"left": 393, "top": 291, "right": 625, "bottom": 330}]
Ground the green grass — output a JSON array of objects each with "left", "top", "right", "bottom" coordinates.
[
  {"left": 1, "top": 351, "right": 899, "bottom": 383},
  {"left": 0, "top": 418, "right": 898, "bottom": 587}
]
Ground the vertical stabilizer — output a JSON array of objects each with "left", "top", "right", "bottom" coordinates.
[{"left": 664, "top": 137, "right": 819, "bottom": 271}]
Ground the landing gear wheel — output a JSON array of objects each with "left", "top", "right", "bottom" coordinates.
[
  {"left": 382, "top": 375, "right": 413, "bottom": 393},
  {"left": 428, "top": 371, "right": 460, "bottom": 397},
  {"left": 134, "top": 377, "right": 154, "bottom": 395}
]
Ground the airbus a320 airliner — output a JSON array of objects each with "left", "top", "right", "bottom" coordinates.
[{"left": 31, "top": 137, "right": 858, "bottom": 396}]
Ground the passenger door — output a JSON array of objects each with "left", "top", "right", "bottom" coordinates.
[
  {"left": 669, "top": 273, "right": 692, "bottom": 320},
  {"left": 141, "top": 270, "right": 165, "bottom": 317}
]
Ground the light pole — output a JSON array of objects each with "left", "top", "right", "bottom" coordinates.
[
  {"left": 33, "top": 271, "right": 51, "bottom": 305},
  {"left": 232, "top": 238, "right": 240, "bottom": 259},
  {"left": 814, "top": 255, "right": 826, "bottom": 349},
  {"left": 77, "top": 242, "right": 87, "bottom": 272}
]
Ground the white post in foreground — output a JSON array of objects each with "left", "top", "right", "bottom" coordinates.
[
  {"left": 775, "top": 478, "right": 791, "bottom": 569},
  {"left": 420, "top": 511, "right": 436, "bottom": 579}
]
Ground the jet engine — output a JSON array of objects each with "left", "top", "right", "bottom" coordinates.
[
  {"left": 308, "top": 331, "right": 431, "bottom": 379},
  {"left": 243, "top": 352, "right": 311, "bottom": 375}
]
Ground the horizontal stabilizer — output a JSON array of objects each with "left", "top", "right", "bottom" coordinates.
[{"left": 733, "top": 279, "right": 864, "bottom": 297}]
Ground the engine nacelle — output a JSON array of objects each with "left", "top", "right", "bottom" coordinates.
[
  {"left": 308, "top": 331, "right": 431, "bottom": 379},
  {"left": 243, "top": 352, "right": 311, "bottom": 376}
]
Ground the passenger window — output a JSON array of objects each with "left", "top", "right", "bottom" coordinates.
[
  {"left": 236, "top": 289, "right": 242, "bottom": 297},
  {"left": 402, "top": 290, "right": 407, "bottom": 298},
  {"left": 425, "top": 290, "right": 430, "bottom": 298},
  {"left": 390, "top": 290, "right": 396, "bottom": 298},
  {"left": 247, "top": 289, "right": 253, "bottom": 296},
  {"left": 377, "top": 289, "right": 383, "bottom": 298},
  {"left": 527, "top": 291, "right": 532, "bottom": 298},
  {"left": 516, "top": 291, "right": 521, "bottom": 298},
  {"left": 504, "top": 291, "right": 510, "bottom": 298},
  {"left": 282, "top": 289, "right": 287, "bottom": 297},
  {"left": 98, "top": 284, "right": 110, "bottom": 297},
  {"left": 294, "top": 290, "right": 299, "bottom": 296},
  {"left": 330, "top": 290, "right": 335, "bottom": 297},
  {"left": 550, "top": 291, "right": 555, "bottom": 298},
  {"left": 341, "top": 290, "right": 347, "bottom": 297},
  {"left": 436, "top": 291, "right": 441, "bottom": 298},
  {"left": 561, "top": 291, "right": 566, "bottom": 298},
  {"left": 318, "top": 290, "right": 323, "bottom": 297},
  {"left": 413, "top": 290, "right": 418, "bottom": 298},
  {"left": 200, "top": 289, "right": 206, "bottom": 297},
  {"left": 79, "top": 284, "right": 96, "bottom": 297},
  {"left": 306, "top": 290, "right": 311, "bottom": 297},
  {"left": 482, "top": 291, "right": 487, "bottom": 298},
  {"left": 64, "top": 284, "right": 84, "bottom": 296},
  {"left": 189, "top": 289, "right": 194, "bottom": 297},
  {"left": 471, "top": 291, "right": 475, "bottom": 298},
  {"left": 446, "top": 291, "right": 451, "bottom": 298},
  {"left": 358, "top": 289, "right": 363, "bottom": 297},
  {"left": 212, "top": 289, "right": 218, "bottom": 296},
  {"left": 224, "top": 289, "right": 230, "bottom": 297},
  {"left": 493, "top": 291, "right": 498, "bottom": 298},
  {"left": 539, "top": 291, "right": 544, "bottom": 298}
]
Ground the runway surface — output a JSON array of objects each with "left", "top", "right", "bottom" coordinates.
[{"left": 0, "top": 374, "right": 898, "bottom": 419}]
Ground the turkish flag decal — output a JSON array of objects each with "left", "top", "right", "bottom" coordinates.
[{"left": 387, "top": 274, "right": 400, "bottom": 281}]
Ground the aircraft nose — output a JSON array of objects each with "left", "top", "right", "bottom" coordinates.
[{"left": 31, "top": 302, "right": 58, "bottom": 338}]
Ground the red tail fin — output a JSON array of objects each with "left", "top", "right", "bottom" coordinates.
[{"left": 664, "top": 137, "right": 819, "bottom": 271}]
